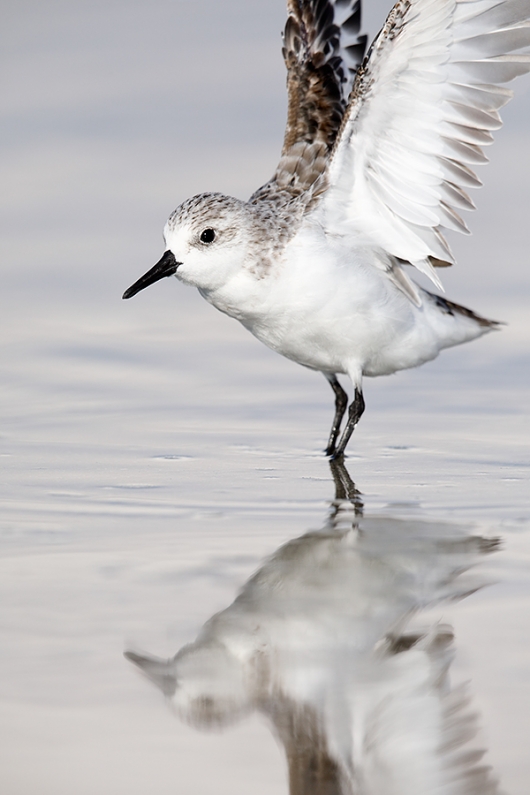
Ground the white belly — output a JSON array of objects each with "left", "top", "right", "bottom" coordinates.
[{"left": 202, "top": 233, "right": 444, "bottom": 379}]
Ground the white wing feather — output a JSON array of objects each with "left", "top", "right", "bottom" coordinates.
[{"left": 319, "top": 0, "right": 530, "bottom": 285}]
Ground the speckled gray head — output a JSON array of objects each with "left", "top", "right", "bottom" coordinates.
[
  {"left": 164, "top": 192, "right": 264, "bottom": 292},
  {"left": 122, "top": 191, "right": 278, "bottom": 299},
  {"left": 122, "top": 189, "right": 301, "bottom": 300},
  {"left": 165, "top": 192, "right": 247, "bottom": 235}
]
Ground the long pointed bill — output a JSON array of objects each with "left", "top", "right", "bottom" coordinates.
[{"left": 122, "top": 250, "right": 180, "bottom": 299}]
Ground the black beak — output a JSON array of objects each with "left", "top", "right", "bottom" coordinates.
[{"left": 122, "top": 250, "right": 180, "bottom": 299}]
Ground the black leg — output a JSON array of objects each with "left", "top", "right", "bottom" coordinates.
[
  {"left": 329, "top": 458, "right": 364, "bottom": 517},
  {"left": 324, "top": 374, "right": 348, "bottom": 457},
  {"left": 330, "top": 388, "right": 365, "bottom": 460}
]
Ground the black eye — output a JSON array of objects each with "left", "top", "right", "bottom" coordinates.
[{"left": 200, "top": 228, "right": 216, "bottom": 244}]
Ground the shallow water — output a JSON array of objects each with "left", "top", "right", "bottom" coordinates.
[
  {"left": 1, "top": 286, "right": 529, "bottom": 794},
  {"left": 2, "top": 0, "right": 530, "bottom": 792}
]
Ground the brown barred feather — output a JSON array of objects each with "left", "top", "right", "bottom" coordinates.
[{"left": 253, "top": 0, "right": 367, "bottom": 202}]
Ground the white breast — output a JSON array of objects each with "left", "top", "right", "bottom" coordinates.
[{"left": 202, "top": 222, "right": 446, "bottom": 378}]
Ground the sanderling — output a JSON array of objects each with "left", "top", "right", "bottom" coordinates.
[{"left": 123, "top": 0, "right": 530, "bottom": 457}]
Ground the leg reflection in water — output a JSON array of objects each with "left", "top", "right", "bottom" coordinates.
[{"left": 126, "top": 460, "right": 500, "bottom": 794}]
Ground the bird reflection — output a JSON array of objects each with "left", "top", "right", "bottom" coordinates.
[{"left": 126, "top": 460, "right": 500, "bottom": 794}]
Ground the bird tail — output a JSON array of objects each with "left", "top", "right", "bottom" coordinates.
[{"left": 423, "top": 289, "right": 502, "bottom": 350}]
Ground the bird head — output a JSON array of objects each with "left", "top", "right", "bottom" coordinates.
[{"left": 123, "top": 192, "right": 253, "bottom": 300}]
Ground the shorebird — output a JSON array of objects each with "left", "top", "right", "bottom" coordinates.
[{"left": 123, "top": 0, "right": 530, "bottom": 457}]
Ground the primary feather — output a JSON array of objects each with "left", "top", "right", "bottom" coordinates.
[{"left": 318, "top": 0, "right": 530, "bottom": 285}]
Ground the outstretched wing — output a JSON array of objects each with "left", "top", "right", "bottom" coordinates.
[
  {"left": 254, "top": 0, "right": 367, "bottom": 199},
  {"left": 282, "top": 0, "right": 368, "bottom": 152},
  {"left": 318, "top": 0, "right": 530, "bottom": 285}
]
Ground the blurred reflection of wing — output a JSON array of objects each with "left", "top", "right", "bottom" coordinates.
[{"left": 126, "top": 463, "right": 500, "bottom": 794}]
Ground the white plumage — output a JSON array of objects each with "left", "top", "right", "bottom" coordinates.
[
  {"left": 323, "top": 0, "right": 530, "bottom": 281},
  {"left": 123, "top": 0, "right": 530, "bottom": 456}
]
